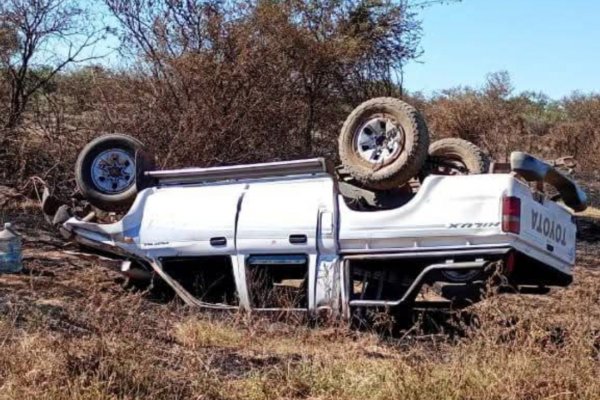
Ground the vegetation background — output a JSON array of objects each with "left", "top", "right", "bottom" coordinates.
[
  {"left": 0, "top": 0, "right": 598, "bottom": 198},
  {"left": 0, "top": 1, "right": 599, "bottom": 399}
]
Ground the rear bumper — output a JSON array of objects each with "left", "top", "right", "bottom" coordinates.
[
  {"left": 507, "top": 250, "right": 573, "bottom": 287},
  {"left": 340, "top": 239, "right": 574, "bottom": 279}
]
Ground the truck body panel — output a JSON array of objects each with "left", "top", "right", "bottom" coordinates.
[{"left": 63, "top": 156, "right": 582, "bottom": 315}]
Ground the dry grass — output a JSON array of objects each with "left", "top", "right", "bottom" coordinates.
[{"left": 0, "top": 208, "right": 599, "bottom": 399}]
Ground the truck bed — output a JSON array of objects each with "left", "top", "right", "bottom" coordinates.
[{"left": 339, "top": 174, "right": 576, "bottom": 275}]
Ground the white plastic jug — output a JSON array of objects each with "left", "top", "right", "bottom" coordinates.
[{"left": 0, "top": 223, "right": 22, "bottom": 273}]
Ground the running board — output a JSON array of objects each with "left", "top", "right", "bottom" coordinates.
[{"left": 144, "top": 158, "right": 332, "bottom": 186}]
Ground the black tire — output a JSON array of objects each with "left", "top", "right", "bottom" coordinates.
[
  {"left": 428, "top": 138, "right": 489, "bottom": 175},
  {"left": 75, "top": 134, "right": 146, "bottom": 211},
  {"left": 339, "top": 97, "right": 430, "bottom": 190}
]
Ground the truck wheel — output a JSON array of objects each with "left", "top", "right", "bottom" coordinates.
[
  {"left": 428, "top": 138, "right": 489, "bottom": 175},
  {"left": 339, "top": 97, "right": 430, "bottom": 190},
  {"left": 75, "top": 134, "right": 146, "bottom": 211}
]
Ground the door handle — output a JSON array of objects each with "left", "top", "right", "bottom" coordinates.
[
  {"left": 289, "top": 234, "right": 307, "bottom": 244},
  {"left": 210, "top": 237, "right": 227, "bottom": 246}
]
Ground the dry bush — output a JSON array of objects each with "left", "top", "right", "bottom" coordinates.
[
  {"left": 1, "top": 0, "right": 424, "bottom": 195},
  {"left": 4, "top": 67, "right": 600, "bottom": 201},
  {"left": 96, "top": 0, "right": 421, "bottom": 168},
  {"left": 2, "top": 2, "right": 600, "bottom": 200},
  {"left": 416, "top": 72, "right": 600, "bottom": 171}
]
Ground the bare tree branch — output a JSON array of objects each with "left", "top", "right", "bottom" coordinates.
[{"left": 0, "top": 0, "right": 108, "bottom": 129}]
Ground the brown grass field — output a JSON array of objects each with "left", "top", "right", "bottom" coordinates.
[{"left": 0, "top": 202, "right": 599, "bottom": 400}]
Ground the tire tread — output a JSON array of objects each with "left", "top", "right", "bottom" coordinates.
[{"left": 339, "top": 97, "right": 430, "bottom": 190}]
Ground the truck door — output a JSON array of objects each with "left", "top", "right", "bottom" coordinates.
[
  {"left": 138, "top": 184, "right": 245, "bottom": 256},
  {"left": 235, "top": 176, "right": 337, "bottom": 312},
  {"left": 136, "top": 184, "right": 247, "bottom": 307}
]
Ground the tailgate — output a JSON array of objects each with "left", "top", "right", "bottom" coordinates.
[{"left": 511, "top": 180, "right": 577, "bottom": 267}]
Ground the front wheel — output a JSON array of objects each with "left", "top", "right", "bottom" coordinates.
[{"left": 75, "top": 134, "right": 147, "bottom": 211}]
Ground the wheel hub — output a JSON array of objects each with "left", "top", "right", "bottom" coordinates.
[
  {"left": 91, "top": 149, "right": 135, "bottom": 194},
  {"left": 354, "top": 115, "right": 405, "bottom": 165},
  {"left": 108, "top": 166, "right": 123, "bottom": 177}
]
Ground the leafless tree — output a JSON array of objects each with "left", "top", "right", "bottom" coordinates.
[
  {"left": 102, "top": 0, "right": 424, "bottom": 166},
  {"left": 0, "top": 0, "right": 108, "bottom": 129}
]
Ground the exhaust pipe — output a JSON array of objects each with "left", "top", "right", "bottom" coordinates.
[{"left": 120, "top": 260, "right": 152, "bottom": 281}]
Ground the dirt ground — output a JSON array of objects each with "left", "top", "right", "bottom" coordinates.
[{"left": 1, "top": 204, "right": 599, "bottom": 399}]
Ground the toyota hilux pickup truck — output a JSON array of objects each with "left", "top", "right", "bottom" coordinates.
[{"left": 51, "top": 98, "right": 588, "bottom": 318}]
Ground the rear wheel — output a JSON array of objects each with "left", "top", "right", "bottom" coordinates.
[
  {"left": 339, "top": 97, "right": 430, "bottom": 190},
  {"left": 75, "top": 134, "right": 147, "bottom": 211}
]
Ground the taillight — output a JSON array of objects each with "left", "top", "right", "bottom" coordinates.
[{"left": 502, "top": 196, "right": 521, "bottom": 234}]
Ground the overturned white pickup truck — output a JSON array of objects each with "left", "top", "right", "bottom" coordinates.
[{"left": 53, "top": 98, "right": 587, "bottom": 319}]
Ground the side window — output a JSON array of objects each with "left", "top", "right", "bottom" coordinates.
[
  {"left": 245, "top": 254, "right": 308, "bottom": 309},
  {"left": 161, "top": 256, "right": 238, "bottom": 305}
]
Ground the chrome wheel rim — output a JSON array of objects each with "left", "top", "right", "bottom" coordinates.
[
  {"left": 354, "top": 115, "right": 405, "bottom": 165},
  {"left": 91, "top": 149, "right": 135, "bottom": 193}
]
